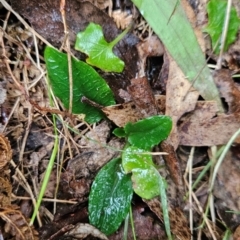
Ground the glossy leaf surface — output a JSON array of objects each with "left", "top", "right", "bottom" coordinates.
[
  {"left": 124, "top": 116, "right": 172, "bottom": 150},
  {"left": 122, "top": 146, "right": 161, "bottom": 199},
  {"left": 89, "top": 158, "right": 133, "bottom": 235},
  {"left": 75, "top": 23, "right": 125, "bottom": 72},
  {"left": 44, "top": 46, "right": 115, "bottom": 123},
  {"left": 204, "top": 0, "right": 240, "bottom": 53}
]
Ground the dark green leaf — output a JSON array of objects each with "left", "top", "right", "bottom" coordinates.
[
  {"left": 89, "top": 158, "right": 133, "bottom": 236},
  {"left": 204, "top": 0, "right": 240, "bottom": 53},
  {"left": 122, "top": 146, "right": 161, "bottom": 199},
  {"left": 75, "top": 23, "right": 127, "bottom": 72},
  {"left": 124, "top": 116, "right": 172, "bottom": 150},
  {"left": 44, "top": 46, "right": 115, "bottom": 123}
]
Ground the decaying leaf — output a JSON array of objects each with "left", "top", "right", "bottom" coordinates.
[
  {"left": 60, "top": 121, "right": 124, "bottom": 200},
  {"left": 143, "top": 198, "right": 191, "bottom": 240},
  {"left": 102, "top": 95, "right": 166, "bottom": 127},
  {"left": 127, "top": 77, "right": 159, "bottom": 117},
  {"left": 214, "top": 146, "right": 240, "bottom": 230},
  {"left": 0, "top": 177, "right": 11, "bottom": 207},
  {"left": 179, "top": 102, "right": 240, "bottom": 146},
  {"left": 0, "top": 207, "right": 38, "bottom": 240},
  {"left": 64, "top": 223, "right": 108, "bottom": 240},
  {"left": 0, "top": 134, "right": 12, "bottom": 170},
  {"left": 165, "top": 54, "right": 199, "bottom": 150},
  {"left": 136, "top": 35, "right": 164, "bottom": 76},
  {"left": 213, "top": 69, "right": 240, "bottom": 113}
]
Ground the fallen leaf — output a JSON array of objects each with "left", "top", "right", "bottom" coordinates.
[
  {"left": 214, "top": 146, "right": 240, "bottom": 230},
  {"left": 234, "top": 225, "right": 240, "bottom": 240},
  {"left": 165, "top": 55, "right": 199, "bottom": 150},
  {"left": 160, "top": 139, "right": 184, "bottom": 188},
  {"left": 179, "top": 101, "right": 240, "bottom": 146},
  {"left": 213, "top": 69, "right": 240, "bottom": 113},
  {"left": 136, "top": 35, "right": 164, "bottom": 77},
  {"left": 0, "top": 206, "right": 38, "bottom": 240},
  {"left": 127, "top": 77, "right": 159, "bottom": 117},
  {"left": 109, "top": 204, "right": 167, "bottom": 240},
  {"left": 143, "top": 198, "right": 191, "bottom": 240},
  {"left": 102, "top": 95, "right": 166, "bottom": 127},
  {"left": 60, "top": 121, "right": 124, "bottom": 200},
  {"left": 64, "top": 223, "right": 108, "bottom": 240}
]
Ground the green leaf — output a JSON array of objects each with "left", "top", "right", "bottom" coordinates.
[
  {"left": 89, "top": 158, "right": 133, "bottom": 236},
  {"left": 75, "top": 23, "right": 128, "bottom": 72},
  {"left": 204, "top": 0, "right": 240, "bottom": 54},
  {"left": 44, "top": 46, "right": 115, "bottom": 123},
  {"left": 122, "top": 146, "right": 162, "bottom": 199},
  {"left": 124, "top": 116, "right": 172, "bottom": 150},
  {"left": 131, "top": 0, "right": 223, "bottom": 111},
  {"left": 113, "top": 127, "right": 126, "bottom": 137}
]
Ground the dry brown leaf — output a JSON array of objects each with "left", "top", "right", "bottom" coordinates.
[
  {"left": 0, "top": 207, "right": 38, "bottom": 240},
  {"left": 214, "top": 146, "right": 240, "bottom": 230},
  {"left": 64, "top": 223, "right": 108, "bottom": 240},
  {"left": 213, "top": 69, "right": 240, "bottom": 113},
  {"left": 143, "top": 198, "right": 191, "bottom": 240},
  {"left": 0, "top": 134, "right": 12, "bottom": 170},
  {"left": 112, "top": 9, "right": 133, "bottom": 29},
  {"left": 127, "top": 77, "right": 159, "bottom": 117},
  {"left": 109, "top": 204, "right": 167, "bottom": 240},
  {"left": 179, "top": 101, "right": 240, "bottom": 146},
  {"left": 136, "top": 35, "right": 164, "bottom": 76},
  {"left": 160, "top": 140, "right": 184, "bottom": 188},
  {"left": 165, "top": 55, "right": 199, "bottom": 150},
  {"left": 234, "top": 225, "right": 240, "bottom": 240},
  {"left": 60, "top": 121, "right": 124, "bottom": 200},
  {"left": 102, "top": 95, "right": 165, "bottom": 127},
  {"left": 0, "top": 177, "right": 11, "bottom": 207}
]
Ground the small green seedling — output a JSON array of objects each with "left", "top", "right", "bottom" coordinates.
[
  {"left": 75, "top": 22, "right": 130, "bottom": 72},
  {"left": 89, "top": 115, "right": 173, "bottom": 238}
]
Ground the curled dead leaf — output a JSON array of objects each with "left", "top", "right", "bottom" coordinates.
[
  {"left": 0, "top": 134, "right": 12, "bottom": 170},
  {"left": 64, "top": 223, "right": 108, "bottom": 240}
]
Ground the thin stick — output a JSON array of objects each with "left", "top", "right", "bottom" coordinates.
[
  {"left": 10, "top": 160, "right": 42, "bottom": 226},
  {"left": 188, "top": 147, "right": 194, "bottom": 239},
  {"left": 60, "top": 0, "right": 73, "bottom": 113}
]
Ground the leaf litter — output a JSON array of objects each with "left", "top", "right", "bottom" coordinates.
[{"left": 1, "top": 0, "right": 240, "bottom": 239}]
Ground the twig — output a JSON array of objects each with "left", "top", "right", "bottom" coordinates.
[
  {"left": 10, "top": 160, "right": 42, "bottom": 226},
  {"left": 60, "top": 0, "right": 73, "bottom": 113}
]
